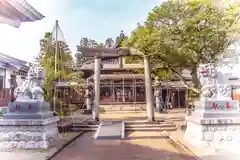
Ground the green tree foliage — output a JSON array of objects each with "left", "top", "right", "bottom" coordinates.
[
  {"left": 75, "top": 37, "right": 106, "bottom": 65},
  {"left": 124, "top": 0, "right": 240, "bottom": 93},
  {"left": 39, "top": 32, "right": 73, "bottom": 99},
  {"left": 115, "top": 30, "right": 128, "bottom": 46},
  {"left": 104, "top": 37, "right": 115, "bottom": 48}
]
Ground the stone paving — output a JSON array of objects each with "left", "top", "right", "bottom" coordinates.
[
  {"left": 52, "top": 131, "right": 196, "bottom": 160},
  {"left": 4, "top": 108, "right": 239, "bottom": 160},
  {"left": 99, "top": 108, "right": 240, "bottom": 160}
]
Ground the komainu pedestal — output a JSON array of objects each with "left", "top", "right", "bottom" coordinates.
[
  {"left": 185, "top": 100, "right": 240, "bottom": 153},
  {"left": 0, "top": 63, "right": 60, "bottom": 149},
  {"left": 0, "top": 116, "right": 59, "bottom": 149},
  {"left": 185, "top": 63, "right": 240, "bottom": 153}
]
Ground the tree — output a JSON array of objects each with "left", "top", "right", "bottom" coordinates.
[
  {"left": 104, "top": 38, "right": 115, "bottom": 48},
  {"left": 75, "top": 37, "right": 106, "bottom": 66},
  {"left": 115, "top": 30, "right": 128, "bottom": 46},
  {"left": 124, "top": 0, "right": 240, "bottom": 93},
  {"left": 39, "top": 32, "right": 73, "bottom": 99}
]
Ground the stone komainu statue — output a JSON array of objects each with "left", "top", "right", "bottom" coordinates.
[
  {"left": 14, "top": 63, "right": 46, "bottom": 101},
  {"left": 198, "top": 63, "right": 233, "bottom": 101}
]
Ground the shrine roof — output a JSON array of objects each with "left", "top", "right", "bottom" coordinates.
[
  {"left": 76, "top": 47, "right": 141, "bottom": 58},
  {"left": 160, "top": 81, "right": 193, "bottom": 89},
  {"left": 74, "top": 62, "right": 144, "bottom": 71},
  {"left": 88, "top": 74, "right": 145, "bottom": 80},
  {"left": 76, "top": 47, "right": 121, "bottom": 58},
  {"left": 0, "top": 53, "right": 29, "bottom": 71}
]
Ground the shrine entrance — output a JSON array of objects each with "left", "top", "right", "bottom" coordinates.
[
  {"left": 88, "top": 74, "right": 146, "bottom": 105},
  {"left": 76, "top": 47, "right": 154, "bottom": 121}
]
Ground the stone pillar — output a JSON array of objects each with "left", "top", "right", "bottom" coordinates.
[
  {"left": 122, "top": 57, "right": 126, "bottom": 65},
  {"left": 119, "top": 57, "right": 123, "bottom": 68},
  {"left": 85, "top": 89, "right": 91, "bottom": 110},
  {"left": 154, "top": 77, "right": 161, "bottom": 112},
  {"left": 92, "top": 56, "right": 101, "bottom": 121},
  {"left": 155, "top": 91, "right": 161, "bottom": 110},
  {"left": 85, "top": 79, "right": 92, "bottom": 110},
  {"left": 143, "top": 55, "right": 154, "bottom": 122}
]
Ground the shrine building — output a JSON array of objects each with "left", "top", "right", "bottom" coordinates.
[
  {"left": 74, "top": 46, "right": 192, "bottom": 108},
  {"left": 0, "top": 53, "right": 29, "bottom": 107}
]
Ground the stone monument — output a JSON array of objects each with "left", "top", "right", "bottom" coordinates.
[
  {"left": 185, "top": 62, "right": 240, "bottom": 153},
  {"left": 0, "top": 63, "right": 60, "bottom": 149}
]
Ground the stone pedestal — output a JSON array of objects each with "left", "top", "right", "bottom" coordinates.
[
  {"left": 3, "top": 99, "right": 53, "bottom": 119},
  {"left": 0, "top": 116, "right": 59, "bottom": 149},
  {"left": 185, "top": 99, "right": 240, "bottom": 153},
  {"left": 0, "top": 99, "right": 60, "bottom": 149}
]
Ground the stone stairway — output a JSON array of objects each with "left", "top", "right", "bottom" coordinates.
[
  {"left": 70, "top": 121, "right": 99, "bottom": 131},
  {"left": 100, "top": 105, "right": 146, "bottom": 113},
  {"left": 124, "top": 120, "right": 177, "bottom": 131},
  {"left": 71, "top": 124, "right": 99, "bottom": 131},
  {"left": 69, "top": 120, "right": 177, "bottom": 132}
]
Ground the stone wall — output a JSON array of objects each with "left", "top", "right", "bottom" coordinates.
[{"left": 185, "top": 120, "right": 240, "bottom": 153}]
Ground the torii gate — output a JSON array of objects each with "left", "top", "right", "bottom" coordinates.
[{"left": 76, "top": 47, "right": 155, "bottom": 122}]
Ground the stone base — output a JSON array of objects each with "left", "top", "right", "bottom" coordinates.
[
  {"left": 193, "top": 99, "right": 240, "bottom": 118},
  {"left": 0, "top": 116, "right": 60, "bottom": 149},
  {"left": 185, "top": 118, "right": 240, "bottom": 153},
  {"left": 3, "top": 100, "right": 52, "bottom": 119}
]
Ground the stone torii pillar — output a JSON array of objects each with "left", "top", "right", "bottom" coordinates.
[
  {"left": 92, "top": 55, "right": 101, "bottom": 121},
  {"left": 143, "top": 55, "right": 154, "bottom": 122}
]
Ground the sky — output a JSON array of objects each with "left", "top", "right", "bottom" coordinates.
[{"left": 0, "top": 0, "right": 163, "bottom": 61}]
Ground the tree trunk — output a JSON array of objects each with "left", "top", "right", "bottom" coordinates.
[
  {"left": 190, "top": 64, "right": 200, "bottom": 89},
  {"left": 166, "top": 65, "right": 201, "bottom": 94}
]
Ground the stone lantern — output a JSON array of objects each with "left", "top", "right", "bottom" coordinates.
[
  {"left": 153, "top": 77, "right": 162, "bottom": 112},
  {"left": 84, "top": 79, "right": 93, "bottom": 111}
]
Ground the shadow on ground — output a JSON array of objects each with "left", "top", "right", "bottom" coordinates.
[{"left": 52, "top": 132, "right": 197, "bottom": 160}]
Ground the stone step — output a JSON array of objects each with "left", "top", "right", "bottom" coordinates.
[
  {"left": 125, "top": 119, "right": 165, "bottom": 124},
  {"left": 72, "top": 124, "right": 99, "bottom": 128},
  {"left": 125, "top": 123, "right": 175, "bottom": 128},
  {"left": 102, "top": 110, "right": 146, "bottom": 113},
  {"left": 125, "top": 127, "right": 177, "bottom": 131},
  {"left": 70, "top": 127, "right": 98, "bottom": 131},
  {"left": 100, "top": 107, "right": 146, "bottom": 112},
  {"left": 69, "top": 125, "right": 177, "bottom": 132}
]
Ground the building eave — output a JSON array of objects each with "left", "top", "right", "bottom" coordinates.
[{"left": 0, "top": 53, "right": 29, "bottom": 72}]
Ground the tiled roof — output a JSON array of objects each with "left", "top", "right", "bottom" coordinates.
[
  {"left": 88, "top": 74, "right": 145, "bottom": 80},
  {"left": 0, "top": 0, "right": 45, "bottom": 28},
  {"left": 0, "top": 53, "right": 29, "bottom": 71}
]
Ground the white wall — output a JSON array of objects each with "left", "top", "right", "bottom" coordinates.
[
  {"left": 5, "top": 68, "right": 11, "bottom": 89},
  {"left": 4, "top": 68, "right": 26, "bottom": 89}
]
